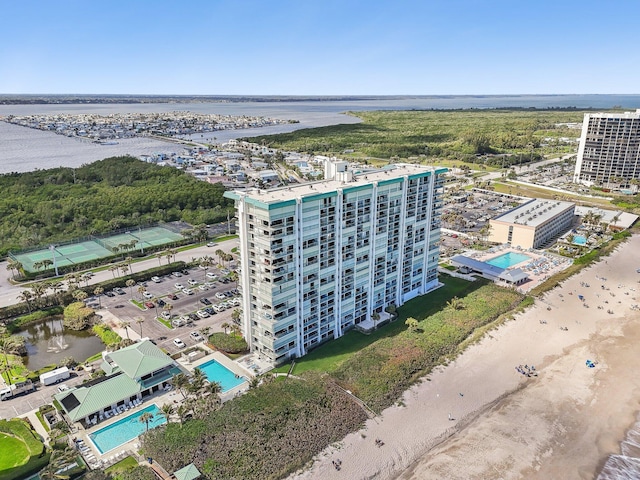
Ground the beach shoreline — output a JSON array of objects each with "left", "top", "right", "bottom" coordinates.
[{"left": 290, "top": 234, "right": 640, "bottom": 480}]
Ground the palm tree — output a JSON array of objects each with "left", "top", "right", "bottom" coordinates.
[
  {"left": 125, "top": 256, "right": 134, "bottom": 274},
  {"left": 52, "top": 282, "right": 65, "bottom": 305},
  {"left": 160, "top": 403, "right": 175, "bottom": 423},
  {"left": 72, "top": 289, "right": 88, "bottom": 303},
  {"left": 137, "top": 285, "right": 147, "bottom": 301},
  {"left": 155, "top": 252, "right": 163, "bottom": 266},
  {"left": 205, "top": 380, "right": 222, "bottom": 397},
  {"left": 200, "top": 326, "right": 211, "bottom": 339},
  {"left": 176, "top": 404, "right": 188, "bottom": 425},
  {"left": 447, "top": 296, "right": 464, "bottom": 310},
  {"left": 38, "top": 446, "right": 78, "bottom": 480},
  {"left": 0, "top": 336, "right": 18, "bottom": 385},
  {"left": 17, "top": 290, "right": 34, "bottom": 313},
  {"left": 162, "top": 303, "right": 173, "bottom": 319},
  {"left": 31, "top": 282, "right": 47, "bottom": 308},
  {"left": 136, "top": 317, "right": 145, "bottom": 337},
  {"left": 172, "top": 373, "right": 189, "bottom": 399},
  {"left": 108, "top": 265, "right": 119, "bottom": 278},
  {"left": 120, "top": 321, "right": 131, "bottom": 340},
  {"left": 220, "top": 322, "right": 230, "bottom": 334},
  {"left": 190, "top": 368, "right": 206, "bottom": 393},
  {"left": 139, "top": 411, "right": 154, "bottom": 432},
  {"left": 93, "top": 286, "right": 104, "bottom": 308},
  {"left": 126, "top": 279, "right": 136, "bottom": 298},
  {"left": 6, "top": 259, "right": 22, "bottom": 280}
]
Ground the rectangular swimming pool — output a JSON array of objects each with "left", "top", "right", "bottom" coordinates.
[
  {"left": 89, "top": 404, "right": 166, "bottom": 454},
  {"left": 486, "top": 251, "right": 532, "bottom": 269},
  {"left": 197, "top": 359, "right": 247, "bottom": 392},
  {"left": 573, "top": 235, "right": 587, "bottom": 245}
]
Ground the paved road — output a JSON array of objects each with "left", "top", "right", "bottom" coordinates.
[{"left": 0, "top": 238, "right": 238, "bottom": 309}]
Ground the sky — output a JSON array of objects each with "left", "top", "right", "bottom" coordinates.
[{"left": 1, "top": 0, "right": 639, "bottom": 96}]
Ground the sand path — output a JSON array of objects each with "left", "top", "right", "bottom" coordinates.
[{"left": 290, "top": 234, "right": 640, "bottom": 480}]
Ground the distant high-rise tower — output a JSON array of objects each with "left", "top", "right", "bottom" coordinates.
[
  {"left": 224, "top": 162, "right": 446, "bottom": 365},
  {"left": 574, "top": 110, "right": 640, "bottom": 191}
]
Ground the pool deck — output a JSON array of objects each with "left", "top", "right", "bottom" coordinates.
[
  {"left": 467, "top": 245, "right": 573, "bottom": 293},
  {"left": 181, "top": 346, "right": 254, "bottom": 401},
  {"left": 71, "top": 387, "right": 178, "bottom": 469}
]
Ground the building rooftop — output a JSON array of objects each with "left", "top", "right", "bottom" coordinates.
[
  {"left": 104, "top": 340, "right": 174, "bottom": 380},
  {"left": 492, "top": 199, "right": 574, "bottom": 227},
  {"left": 226, "top": 163, "right": 446, "bottom": 204}
]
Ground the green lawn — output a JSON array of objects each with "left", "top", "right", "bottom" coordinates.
[
  {"left": 0, "top": 433, "right": 29, "bottom": 470},
  {"left": 105, "top": 455, "right": 138, "bottom": 475},
  {"left": 277, "top": 276, "right": 485, "bottom": 375}
]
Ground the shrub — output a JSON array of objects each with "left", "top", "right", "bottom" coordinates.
[
  {"left": 62, "top": 303, "right": 93, "bottom": 330},
  {"left": 92, "top": 324, "right": 120, "bottom": 346},
  {"left": 208, "top": 333, "right": 248, "bottom": 354}
]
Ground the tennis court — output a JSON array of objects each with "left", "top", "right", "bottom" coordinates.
[
  {"left": 10, "top": 226, "right": 184, "bottom": 273},
  {"left": 12, "top": 241, "right": 113, "bottom": 272}
]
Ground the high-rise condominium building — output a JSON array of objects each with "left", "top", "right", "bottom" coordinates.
[
  {"left": 224, "top": 162, "right": 446, "bottom": 365},
  {"left": 574, "top": 110, "right": 640, "bottom": 191}
]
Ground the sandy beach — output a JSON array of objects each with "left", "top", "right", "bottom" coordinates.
[{"left": 291, "top": 234, "right": 640, "bottom": 480}]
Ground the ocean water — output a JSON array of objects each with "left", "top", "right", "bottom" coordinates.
[
  {"left": 1, "top": 94, "right": 640, "bottom": 174},
  {"left": 597, "top": 414, "right": 640, "bottom": 479}
]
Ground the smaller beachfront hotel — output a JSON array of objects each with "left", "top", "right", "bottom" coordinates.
[
  {"left": 488, "top": 199, "right": 575, "bottom": 250},
  {"left": 54, "top": 340, "right": 183, "bottom": 427},
  {"left": 225, "top": 160, "right": 447, "bottom": 365}
]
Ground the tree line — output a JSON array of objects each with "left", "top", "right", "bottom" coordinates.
[{"left": 0, "top": 156, "right": 233, "bottom": 256}]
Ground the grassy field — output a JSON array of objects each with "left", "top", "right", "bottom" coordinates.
[
  {"left": 276, "top": 276, "right": 487, "bottom": 376},
  {"left": 0, "top": 419, "right": 47, "bottom": 480},
  {"left": 244, "top": 109, "right": 588, "bottom": 162},
  {"left": 490, "top": 181, "right": 615, "bottom": 209}
]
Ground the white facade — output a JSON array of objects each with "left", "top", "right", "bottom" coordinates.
[
  {"left": 225, "top": 164, "right": 446, "bottom": 365},
  {"left": 574, "top": 110, "right": 640, "bottom": 190}
]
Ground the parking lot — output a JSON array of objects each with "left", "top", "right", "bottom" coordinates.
[{"left": 90, "top": 264, "right": 241, "bottom": 354}]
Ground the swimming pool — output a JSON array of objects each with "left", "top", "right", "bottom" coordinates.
[
  {"left": 197, "top": 359, "right": 247, "bottom": 392},
  {"left": 486, "top": 251, "right": 531, "bottom": 269},
  {"left": 89, "top": 404, "right": 166, "bottom": 454},
  {"left": 573, "top": 235, "right": 587, "bottom": 245}
]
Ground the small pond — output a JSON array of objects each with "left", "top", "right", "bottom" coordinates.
[{"left": 16, "top": 318, "right": 105, "bottom": 370}]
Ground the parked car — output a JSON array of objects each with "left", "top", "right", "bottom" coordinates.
[
  {"left": 204, "top": 307, "right": 215, "bottom": 315},
  {"left": 167, "top": 293, "right": 178, "bottom": 300},
  {"left": 104, "top": 291, "right": 116, "bottom": 298},
  {"left": 200, "top": 298, "right": 212, "bottom": 305},
  {"left": 196, "top": 310, "right": 210, "bottom": 319},
  {"left": 215, "top": 292, "right": 226, "bottom": 300},
  {"left": 188, "top": 279, "right": 198, "bottom": 286},
  {"left": 198, "top": 284, "right": 208, "bottom": 291},
  {"left": 172, "top": 318, "right": 186, "bottom": 328},
  {"left": 172, "top": 272, "right": 182, "bottom": 278},
  {"left": 174, "top": 283, "right": 184, "bottom": 290},
  {"left": 143, "top": 291, "right": 154, "bottom": 299},
  {"left": 161, "top": 311, "right": 171, "bottom": 320},
  {"left": 144, "top": 301, "right": 155, "bottom": 309},
  {"left": 157, "top": 299, "right": 166, "bottom": 307},
  {"left": 188, "top": 313, "right": 199, "bottom": 322},
  {"left": 113, "top": 287, "right": 126, "bottom": 295},
  {"left": 206, "top": 272, "right": 217, "bottom": 280},
  {"left": 151, "top": 276, "right": 161, "bottom": 283},
  {"left": 190, "top": 331, "right": 204, "bottom": 342},
  {"left": 207, "top": 242, "right": 216, "bottom": 247},
  {"left": 173, "top": 338, "right": 186, "bottom": 349},
  {"left": 181, "top": 269, "right": 190, "bottom": 275},
  {"left": 182, "top": 288, "right": 194, "bottom": 295}
]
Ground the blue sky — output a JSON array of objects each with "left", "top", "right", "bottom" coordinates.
[{"left": 1, "top": 0, "right": 639, "bottom": 95}]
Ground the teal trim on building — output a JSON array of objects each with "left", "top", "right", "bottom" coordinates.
[
  {"left": 223, "top": 191, "right": 240, "bottom": 201},
  {"left": 301, "top": 191, "right": 338, "bottom": 203},
  {"left": 342, "top": 184, "right": 374, "bottom": 194},
  {"left": 377, "top": 178, "right": 404, "bottom": 186}
]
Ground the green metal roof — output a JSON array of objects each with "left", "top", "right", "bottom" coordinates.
[
  {"left": 54, "top": 374, "right": 141, "bottom": 422},
  {"left": 105, "top": 340, "right": 173, "bottom": 379},
  {"left": 173, "top": 463, "right": 201, "bottom": 480}
]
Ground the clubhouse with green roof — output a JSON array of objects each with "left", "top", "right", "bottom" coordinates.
[{"left": 54, "top": 340, "right": 183, "bottom": 426}]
